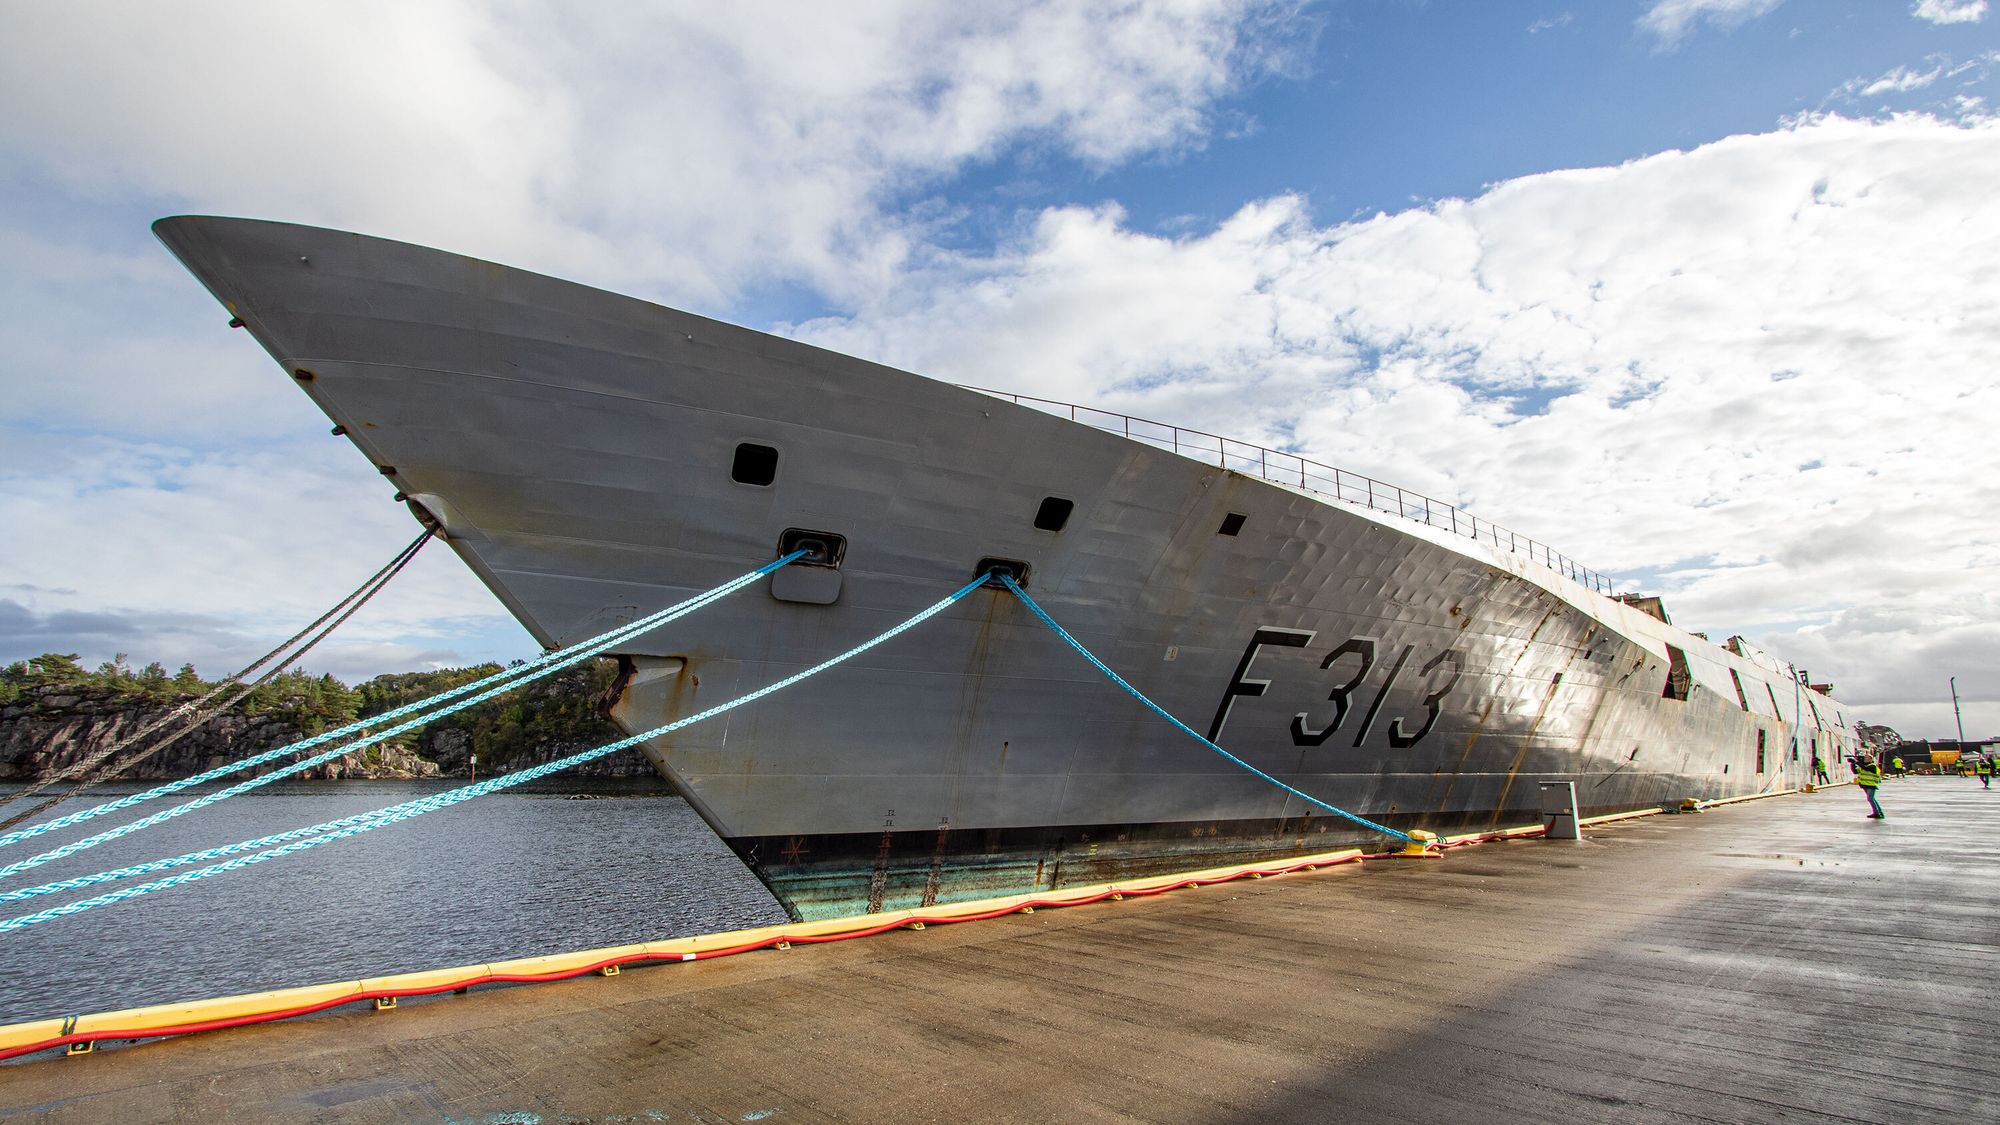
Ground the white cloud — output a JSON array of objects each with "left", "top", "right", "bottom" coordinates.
[
  {"left": 0, "top": 226, "right": 320, "bottom": 444},
  {"left": 1862, "top": 64, "right": 1949, "bottom": 97},
  {"left": 1639, "top": 0, "right": 1785, "bottom": 47},
  {"left": 0, "top": 429, "right": 535, "bottom": 680},
  {"left": 0, "top": 1, "right": 1304, "bottom": 308},
  {"left": 1826, "top": 51, "right": 1999, "bottom": 118},
  {"left": 0, "top": 0, "right": 1305, "bottom": 678},
  {"left": 1913, "top": 0, "right": 1988, "bottom": 25},
  {"left": 793, "top": 114, "right": 2000, "bottom": 735},
  {"left": 3, "top": 7, "right": 1994, "bottom": 741}
]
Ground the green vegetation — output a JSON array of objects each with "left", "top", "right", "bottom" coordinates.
[
  {"left": 1, "top": 653, "right": 202, "bottom": 709},
  {"left": 1, "top": 652, "right": 625, "bottom": 769},
  {"left": 351, "top": 659, "right": 624, "bottom": 767},
  {"left": 0, "top": 652, "right": 362, "bottom": 735}
]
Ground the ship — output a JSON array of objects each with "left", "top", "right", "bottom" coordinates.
[{"left": 152, "top": 216, "right": 1860, "bottom": 921}]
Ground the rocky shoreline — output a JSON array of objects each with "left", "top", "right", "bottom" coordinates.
[{"left": 0, "top": 673, "right": 654, "bottom": 784}]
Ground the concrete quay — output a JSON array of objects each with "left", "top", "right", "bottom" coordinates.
[{"left": 2, "top": 778, "right": 1995, "bottom": 1123}]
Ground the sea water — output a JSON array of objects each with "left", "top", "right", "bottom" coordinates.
[{"left": 0, "top": 779, "right": 786, "bottom": 1025}]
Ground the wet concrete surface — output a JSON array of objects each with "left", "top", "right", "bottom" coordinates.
[{"left": 2, "top": 777, "right": 1994, "bottom": 1123}]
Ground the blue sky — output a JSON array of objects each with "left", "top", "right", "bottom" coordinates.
[
  {"left": 887, "top": 3, "right": 1995, "bottom": 254},
  {"left": 1, "top": 0, "right": 1996, "bottom": 738}
]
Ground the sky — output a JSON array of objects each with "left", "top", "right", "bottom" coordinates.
[{"left": 0, "top": 0, "right": 1995, "bottom": 739}]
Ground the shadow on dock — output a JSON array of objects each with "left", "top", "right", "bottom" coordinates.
[{"left": 2, "top": 779, "right": 1995, "bottom": 1124}]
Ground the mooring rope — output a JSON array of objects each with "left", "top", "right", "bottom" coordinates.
[
  {"left": 0, "top": 551, "right": 806, "bottom": 876},
  {"left": 0, "top": 804, "right": 439, "bottom": 906},
  {"left": 0, "top": 528, "right": 436, "bottom": 833},
  {"left": 0, "top": 572, "right": 992, "bottom": 933},
  {"left": 997, "top": 574, "right": 1412, "bottom": 844}
]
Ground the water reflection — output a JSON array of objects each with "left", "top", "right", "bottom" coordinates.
[{"left": 0, "top": 779, "right": 786, "bottom": 1024}]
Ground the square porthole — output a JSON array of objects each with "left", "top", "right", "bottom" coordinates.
[
  {"left": 1218, "top": 512, "right": 1247, "bottom": 536},
  {"left": 731, "top": 443, "right": 779, "bottom": 486},
  {"left": 1034, "top": 496, "right": 1073, "bottom": 532}
]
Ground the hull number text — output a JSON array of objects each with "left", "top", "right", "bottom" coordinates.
[{"left": 1207, "top": 627, "right": 1463, "bottom": 750}]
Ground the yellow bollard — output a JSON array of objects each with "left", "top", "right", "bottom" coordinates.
[{"left": 1397, "top": 829, "right": 1441, "bottom": 858}]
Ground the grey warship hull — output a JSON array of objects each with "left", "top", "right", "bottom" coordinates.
[{"left": 155, "top": 216, "right": 1860, "bottom": 921}]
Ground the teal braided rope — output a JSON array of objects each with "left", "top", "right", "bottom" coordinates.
[
  {"left": 0, "top": 553, "right": 799, "bottom": 855},
  {"left": 0, "top": 573, "right": 993, "bottom": 933},
  {"left": 0, "top": 553, "right": 805, "bottom": 880},
  {"left": 998, "top": 575, "right": 1412, "bottom": 844},
  {"left": 0, "top": 558, "right": 799, "bottom": 900},
  {"left": 0, "top": 805, "right": 417, "bottom": 904}
]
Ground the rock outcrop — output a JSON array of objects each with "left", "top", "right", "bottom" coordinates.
[
  {"left": 0, "top": 685, "right": 441, "bottom": 781},
  {"left": 0, "top": 660, "right": 656, "bottom": 784}
]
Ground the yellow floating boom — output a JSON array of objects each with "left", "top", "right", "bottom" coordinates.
[{"left": 0, "top": 787, "right": 1826, "bottom": 1063}]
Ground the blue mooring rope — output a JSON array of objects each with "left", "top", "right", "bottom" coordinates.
[
  {"left": 2, "top": 566, "right": 1412, "bottom": 933},
  {"left": 0, "top": 552, "right": 807, "bottom": 882},
  {"left": 0, "top": 572, "right": 992, "bottom": 933},
  {"left": 997, "top": 574, "right": 1412, "bottom": 844}
]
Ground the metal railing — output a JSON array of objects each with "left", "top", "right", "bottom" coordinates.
[{"left": 964, "top": 387, "right": 1616, "bottom": 596}]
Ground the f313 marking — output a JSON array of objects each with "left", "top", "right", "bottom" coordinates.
[{"left": 1206, "top": 627, "right": 1463, "bottom": 750}]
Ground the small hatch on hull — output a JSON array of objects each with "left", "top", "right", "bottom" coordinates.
[
  {"left": 732, "top": 442, "right": 779, "bottom": 486},
  {"left": 1033, "top": 496, "right": 1074, "bottom": 533},
  {"left": 1218, "top": 512, "right": 1247, "bottom": 536}
]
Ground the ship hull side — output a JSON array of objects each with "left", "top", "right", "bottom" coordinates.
[{"left": 155, "top": 216, "right": 1862, "bottom": 922}]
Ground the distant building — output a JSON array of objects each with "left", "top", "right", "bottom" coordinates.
[{"left": 1890, "top": 739, "right": 1996, "bottom": 770}]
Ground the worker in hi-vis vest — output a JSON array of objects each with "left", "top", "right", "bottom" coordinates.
[
  {"left": 1890, "top": 754, "right": 1905, "bottom": 777},
  {"left": 1853, "top": 757, "right": 1885, "bottom": 819},
  {"left": 1978, "top": 757, "right": 1993, "bottom": 791}
]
